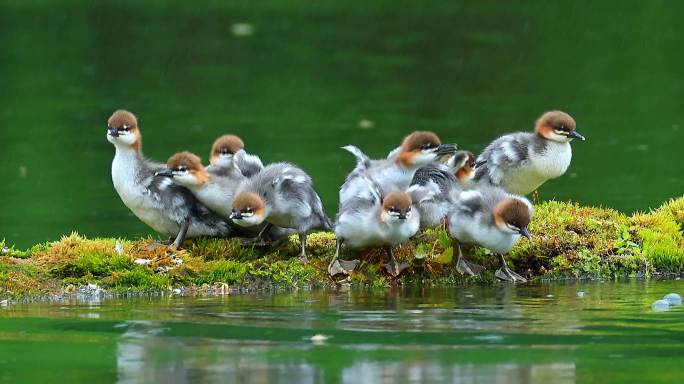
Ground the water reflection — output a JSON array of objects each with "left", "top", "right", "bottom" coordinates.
[
  {"left": 115, "top": 333, "right": 576, "bottom": 384},
  {"left": 2, "top": 281, "right": 683, "bottom": 383}
]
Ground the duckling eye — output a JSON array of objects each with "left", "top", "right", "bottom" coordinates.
[
  {"left": 421, "top": 143, "right": 435, "bottom": 150},
  {"left": 220, "top": 148, "right": 231, "bottom": 155},
  {"left": 245, "top": 207, "right": 253, "bottom": 214},
  {"left": 389, "top": 206, "right": 396, "bottom": 213},
  {"left": 175, "top": 166, "right": 187, "bottom": 173}
]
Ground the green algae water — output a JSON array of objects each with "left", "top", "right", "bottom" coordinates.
[
  {"left": 1, "top": 281, "right": 683, "bottom": 383},
  {"left": 1, "top": 1, "right": 684, "bottom": 248}
]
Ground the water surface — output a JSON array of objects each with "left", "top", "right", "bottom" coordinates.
[
  {"left": 1, "top": 281, "right": 683, "bottom": 383},
  {"left": 1, "top": 1, "right": 683, "bottom": 247}
]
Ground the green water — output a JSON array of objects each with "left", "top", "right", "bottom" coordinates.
[
  {"left": 0, "top": 281, "right": 682, "bottom": 383},
  {"left": 1, "top": 1, "right": 683, "bottom": 248}
]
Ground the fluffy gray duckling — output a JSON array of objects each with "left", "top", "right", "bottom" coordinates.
[
  {"left": 229, "top": 163, "right": 332, "bottom": 263},
  {"left": 331, "top": 177, "right": 420, "bottom": 278},
  {"left": 473, "top": 110, "right": 585, "bottom": 195},
  {"left": 407, "top": 150, "right": 482, "bottom": 229},
  {"left": 106, "top": 110, "right": 233, "bottom": 249},
  {"left": 447, "top": 186, "right": 533, "bottom": 282},
  {"left": 339, "top": 131, "right": 456, "bottom": 205}
]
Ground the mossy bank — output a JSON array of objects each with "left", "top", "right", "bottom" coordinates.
[{"left": 2, "top": 197, "right": 683, "bottom": 298}]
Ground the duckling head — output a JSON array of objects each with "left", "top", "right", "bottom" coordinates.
[
  {"left": 396, "top": 131, "right": 457, "bottom": 167},
  {"left": 493, "top": 197, "right": 533, "bottom": 239},
  {"left": 230, "top": 192, "right": 266, "bottom": 227},
  {"left": 107, "top": 109, "right": 142, "bottom": 150},
  {"left": 446, "top": 150, "right": 477, "bottom": 184},
  {"left": 210, "top": 134, "right": 245, "bottom": 167},
  {"left": 380, "top": 191, "right": 414, "bottom": 223},
  {"left": 157, "top": 151, "right": 209, "bottom": 187},
  {"left": 535, "top": 110, "right": 585, "bottom": 143}
]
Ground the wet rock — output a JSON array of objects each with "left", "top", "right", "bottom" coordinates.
[
  {"left": 651, "top": 299, "right": 670, "bottom": 312},
  {"left": 663, "top": 293, "right": 682, "bottom": 306},
  {"left": 310, "top": 334, "right": 328, "bottom": 345}
]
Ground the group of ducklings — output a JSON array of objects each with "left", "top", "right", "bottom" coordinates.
[{"left": 107, "top": 109, "right": 584, "bottom": 282}]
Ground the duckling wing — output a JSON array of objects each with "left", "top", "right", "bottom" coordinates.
[
  {"left": 474, "top": 133, "right": 533, "bottom": 186},
  {"left": 234, "top": 151, "right": 264, "bottom": 178}
]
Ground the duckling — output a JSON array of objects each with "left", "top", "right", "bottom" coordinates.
[
  {"left": 407, "top": 150, "right": 483, "bottom": 229},
  {"left": 340, "top": 131, "right": 456, "bottom": 205},
  {"left": 473, "top": 110, "right": 585, "bottom": 195},
  {"left": 207, "top": 134, "right": 264, "bottom": 178},
  {"left": 229, "top": 163, "right": 332, "bottom": 262},
  {"left": 106, "top": 110, "right": 233, "bottom": 248},
  {"left": 447, "top": 186, "right": 533, "bottom": 282},
  {"left": 331, "top": 178, "right": 420, "bottom": 278},
  {"left": 156, "top": 151, "right": 244, "bottom": 219}
]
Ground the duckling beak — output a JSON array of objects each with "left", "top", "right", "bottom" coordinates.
[
  {"left": 474, "top": 159, "right": 487, "bottom": 168},
  {"left": 155, "top": 169, "right": 174, "bottom": 178},
  {"left": 567, "top": 131, "right": 586, "bottom": 141},
  {"left": 435, "top": 143, "right": 457, "bottom": 156},
  {"left": 107, "top": 127, "right": 119, "bottom": 137},
  {"left": 519, "top": 227, "right": 532, "bottom": 240},
  {"left": 230, "top": 212, "right": 243, "bottom": 220},
  {"left": 398, "top": 213, "right": 407, "bottom": 220}
]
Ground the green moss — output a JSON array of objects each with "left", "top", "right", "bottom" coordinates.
[{"left": 1, "top": 196, "right": 684, "bottom": 297}]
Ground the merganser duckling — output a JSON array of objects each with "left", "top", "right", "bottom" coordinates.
[
  {"left": 330, "top": 180, "right": 420, "bottom": 278},
  {"left": 407, "top": 150, "right": 482, "bottom": 229},
  {"left": 340, "top": 131, "right": 456, "bottom": 204},
  {"left": 229, "top": 163, "right": 332, "bottom": 262},
  {"left": 473, "top": 110, "right": 585, "bottom": 195},
  {"left": 157, "top": 151, "right": 244, "bottom": 219},
  {"left": 447, "top": 186, "right": 533, "bottom": 282},
  {"left": 207, "top": 134, "right": 264, "bottom": 178},
  {"left": 106, "top": 110, "right": 233, "bottom": 248}
]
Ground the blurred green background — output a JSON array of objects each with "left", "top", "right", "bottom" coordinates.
[{"left": 1, "top": 0, "right": 682, "bottom": 248}]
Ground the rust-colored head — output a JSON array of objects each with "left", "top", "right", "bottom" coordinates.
[
  {"left": 451, "top": 150, "right": 477, "bottom": 183},
  {"left": 494, "top": 197, "right": 533, "bottom": 238},
  {"left": 107, "top": 109, "right": 142, "bottom": 150},
  {"left": 380, "top": 191, "right": 414, "bottom": 222},
  {"left": 157, "top": 151, "right": 209, "bottom": 187},
  {"left": 396, "top": 131, "right": 456, "bottom": 167},
  {"left": 230, "top": 191, "right": 266, "bottom": 227},
  {"left": 210, "top": 135, "right": 246, "bottom": 165},
  {"left": 535, "top": 110, "right": 584, "bottom": 143}
]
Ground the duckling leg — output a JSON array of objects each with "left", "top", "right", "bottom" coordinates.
[
  {"left": 327, "top": 238, "right": 359, "bottom": 277},
  {"left": 240, "top": 223, "right": 273, "bottom": 246},
  {"left": 171, "top": 219, "right": 190, "bottom": 249},
  {"left": 298, "top": 232, "right": 309, "bottom": 264},
  {"left": 454, "top": 241, "right": 483, "bottom": 276},
  {"left": 384, "top": 247, "right": 409, "bottom": 277},
  {"left": 495, "top": 254, "right": 527, "bottom": 283}
]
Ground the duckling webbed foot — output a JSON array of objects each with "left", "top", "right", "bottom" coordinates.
[
  {"left": 454, "top": 243, "right": 483, "bottom": 276},
  {"left": 328, "top": 258, "right": 359, "bottom": 277},
  {"left": 383, "top": 249, "right": 409, "bottom": 278},
  {"left": 327, "top": 238, "right": 359, "bottom": 277},
  {"left": 456, "top": 257, "right": 484, "bottom": 276},
  {"left": 495, "top": 254, "right": 527, "bottom": 283}
]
